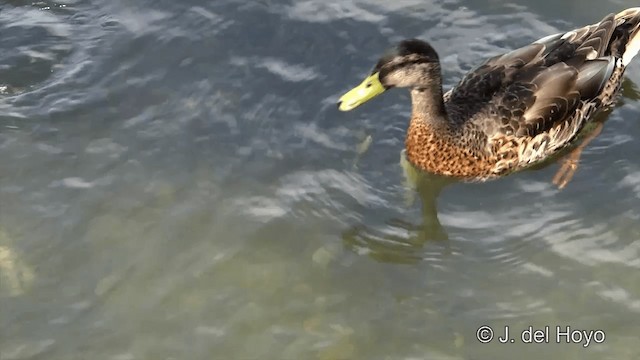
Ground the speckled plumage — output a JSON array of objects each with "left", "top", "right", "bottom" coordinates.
[{"left": 401, "top": 8, "right": 640, "bottom": 180}]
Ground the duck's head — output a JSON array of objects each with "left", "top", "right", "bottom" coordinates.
[{"left": 338, "top": 39, "right": 441, "bottom": 111}]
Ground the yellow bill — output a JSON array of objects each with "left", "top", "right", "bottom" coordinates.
[{"left": 337, "top": 72, "right": 386, "bottom": 111}]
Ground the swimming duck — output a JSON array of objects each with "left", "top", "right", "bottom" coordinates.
[{"left": 338, "top": 8, "right": 640, "bottom": 187}]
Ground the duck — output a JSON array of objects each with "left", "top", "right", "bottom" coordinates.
[{"left": 338, "top": 8, "right": 640, "bottom": 188}]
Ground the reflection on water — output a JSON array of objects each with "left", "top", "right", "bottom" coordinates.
[
  {"left": 2, "top": 0, "right": 640, "bottom": 359},
  {"left": 343, "top": 150, "right": 454, "bottom": 264}
]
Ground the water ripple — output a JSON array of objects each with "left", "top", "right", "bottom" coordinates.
[
  {"left": 0, "top": 4, "right": 73, "bottom": 95},
  {"left": 2, "top": 1, "right": 640, "bottom": 358},
  {"left": 230, "top": 56, "right": 321, "bottom": 82},
  {"left": 281, "top": 1, "right": 386, "bottom": 23}
]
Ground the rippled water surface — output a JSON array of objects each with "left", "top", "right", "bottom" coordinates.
[{"left": 2, "top": 0, "right": 640, "bottom": 359}]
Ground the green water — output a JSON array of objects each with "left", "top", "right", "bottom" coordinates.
[{"left": 1, "top": 0, "right": 639, "bottom": 359}]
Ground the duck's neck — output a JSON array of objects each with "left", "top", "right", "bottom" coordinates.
[{"left": 409, "top": 85, "right": 449, "bottom": 129}]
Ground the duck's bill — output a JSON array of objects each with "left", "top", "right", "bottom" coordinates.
[{"left": 337, "top": 72, "right": 386, "bottom": 111}]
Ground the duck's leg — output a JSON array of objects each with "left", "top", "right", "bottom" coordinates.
[{"left": 552, "top": 122, "right": 604, "bottom": 189}]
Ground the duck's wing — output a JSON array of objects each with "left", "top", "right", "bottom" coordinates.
[{"left": 446, "top": 8, "right": 640, "bottom": 165}]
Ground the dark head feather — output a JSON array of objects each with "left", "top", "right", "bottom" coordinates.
[{"left": 372, "top": 39, "right": 440, "bottom": 73}]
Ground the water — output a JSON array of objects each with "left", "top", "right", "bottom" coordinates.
[{"left": 1, "top": 0, "right": 639, "bottom": 359}]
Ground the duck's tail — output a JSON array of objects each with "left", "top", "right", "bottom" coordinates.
[{"left": 614, "top": 7, "right": 640, "bottom": 66}]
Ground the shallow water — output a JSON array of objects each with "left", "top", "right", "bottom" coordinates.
[{"left": 1, "top": 0, "right": 639, "bottom": 359}]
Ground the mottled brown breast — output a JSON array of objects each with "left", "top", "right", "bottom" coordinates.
[{"left": 404, "top": 117, "right": 499, "bottom": 180}]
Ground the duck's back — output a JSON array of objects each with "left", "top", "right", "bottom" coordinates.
[{"left": 440, "top": 8, "right": 640, "bottom": 176}]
